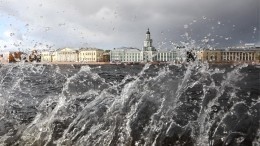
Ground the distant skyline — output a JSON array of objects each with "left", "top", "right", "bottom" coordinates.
[{"left": 0, "top": 0, "right": 259, "bottom": 51}]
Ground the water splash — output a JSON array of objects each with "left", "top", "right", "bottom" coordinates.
[{"left": 0, "top": 63, "right": 259, "bottom": 146}]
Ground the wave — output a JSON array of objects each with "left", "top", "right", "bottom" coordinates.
[{"left": 0, "top": 62, "right": 259, "bottom": 146}]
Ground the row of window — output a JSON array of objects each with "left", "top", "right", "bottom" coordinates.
[
  {"left": 206, "top": 55, "right": 255, "bottom": 61},
  {"left": 80, "top": 52, "right": 97, "bottom": 55},
  {"left": 111, "top": 57, "right": 141, "bottom": 60},
  {"left": 221, "top": 52, "right": 255, "bottom": 54},
  {"left": 111, "top": 53, "right": 176, "bottom": 56},
  {"left": 79, "top": 58, "right": 96, "bottom": 61},
  {"left": 58, "top": 52, "right": 77, "bottom": 54},
  {"left": 42, "top": 54, "right": 51, "bottom": 56}
]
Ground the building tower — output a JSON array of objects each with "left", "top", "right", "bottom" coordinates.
[
  {"left": 141, "top": 28, "right": 156, "bottom": 62},
  {"left": 143, "top": 28, "right": 156, "bottom": 51}
]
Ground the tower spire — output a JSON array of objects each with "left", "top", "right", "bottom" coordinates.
[{"left": 146, "top": 28, "right": 150, "bottom": 34}]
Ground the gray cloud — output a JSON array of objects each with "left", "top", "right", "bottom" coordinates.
[{"left": 0, "top": 0, "right": 259, "bottom": 51}]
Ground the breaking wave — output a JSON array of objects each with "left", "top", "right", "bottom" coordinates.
[{"left": 0, "top": 62, "right": 259, "bottom": 146}]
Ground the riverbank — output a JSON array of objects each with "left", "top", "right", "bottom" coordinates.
[{"left": 1, "top": 61, "right": 259, "bottom": 65}]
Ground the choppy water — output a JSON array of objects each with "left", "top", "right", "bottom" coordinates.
[{"left": 0, "top": 62, "right": 259, "bottom": 146}]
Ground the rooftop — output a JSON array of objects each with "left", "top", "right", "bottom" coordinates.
[{"left": 79, "top": 48, "right": 104, "bottom": 51}]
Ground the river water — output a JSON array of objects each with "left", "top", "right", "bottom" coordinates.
[{"left": 0, "top": 62, "right": 259, "bottom": 146}]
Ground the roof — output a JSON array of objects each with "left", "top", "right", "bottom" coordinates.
[
  {"left": 157, "top": 50, "right": 176, "bottom": 53},
  {"left": 112, "top": 47, "right": 141, "bottom": 52},
  {"left": 57, "top": 48, "right": 78, "bottom": 52},
  {"left": 125, "top": 48, "right": 141, "bottom": 52},
  {"left": 79, "top": 48, "right": 104, "bottom": 52}
]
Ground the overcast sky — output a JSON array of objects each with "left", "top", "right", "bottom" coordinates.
[{"left": 0, "top": 0, "right": 259, "bottom": 51}]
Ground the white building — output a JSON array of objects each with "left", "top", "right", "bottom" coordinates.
[
  {"left": 110, "top": 28, "right": 179, "bottom": 63},
  {"left": 110, "top": 48, "right": 125, "bottom": 62},
  {"left": 124, "top": 48, "right": 142, "bottom": 62},
  {"left": 110, "top": 47, "right": 141, "bottom": 63},
  {"left": 154, "top": 51, "right": 177, "bottom": 62},
  {"left": 55, "top": 48, "right": 78, "bottom": 62},
  {"left": 142, "top": 28, "right": 157, "bottom": 62},
  {"left": 110, "top": 29, "right": 157, "bottom": 63}
]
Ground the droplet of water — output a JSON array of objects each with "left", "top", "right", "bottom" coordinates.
[
  {"left": 184, "top": 24, "right": 188, "bottom": 29},
  {"left": 58, "top": 23, "right": 66, "bottom": 26},
  {"left": 253, "top": 27, "right": 257, "bottom": 33},
  {"left": 202, "top": 16, "right": 207, "bottom": 19},
  {"left": 184, "top": 32, "right": 189, "bottom": 37},
  {"left": 235, "top": 137, "right": 245, "bottom": 143},
  {"left": 218, "top": 21, "right": 221, "bottom": 25},
  {"left": 45, "top": 27, "right": 50, "bottom": 32}
]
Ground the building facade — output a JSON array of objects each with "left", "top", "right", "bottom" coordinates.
[
  {"left": 103, "top": 50, "right": 110, "bottom": 62},
  {"left": 124, "top": 48, "right": 142, "bottom": 62},
  {"left": 197, "top": 48, "right": 260, "bottom": 63},
  {"left": 110, "top": 29, "right": 179, "bottom": 63},
  {"left": 78, "top": 48, "right": 104, "bottom": 62},
  {"left": 2, "top": 52, "right": 23, "bottom": 63},
  {"left": 142, "top": 28, "right": 157, "bottom": 62},
  {"left": 55, "top": 48, "right": 78, "bottom": 62},
  {"left": 110, "top": 47, "right": 141, "bottom": 63},
  {"left": 41, "top": 51, "right": 53, "bottom": 62},
  {"left": 154, "top": 51, "right": 177, "bottom": 62},
  {"left": 110, "top": 48, "right": 124, "bottom": 63}
]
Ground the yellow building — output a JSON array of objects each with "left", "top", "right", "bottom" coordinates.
[
  {"left": 52, "top": 51, "right": 58, "bottom": 62},
  {"left": 56, "top": 48, "right": 78, "bottom": 62},
  {"left": 197, "top": 50, "right": 221, "bottom": 63},
  {"left": 41, "top": 51, "right": 53, "bottom": 62},
  {"left": 197, "top": 48, "right": 260, "bottom": 63},
  {"left": 78, "top": 48, "right": 104, "bottom": 62}
]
